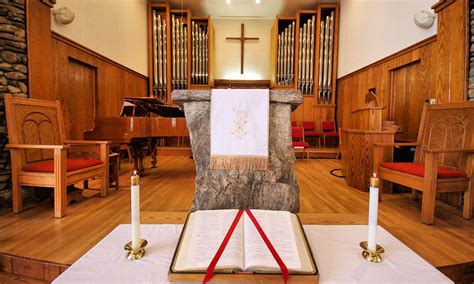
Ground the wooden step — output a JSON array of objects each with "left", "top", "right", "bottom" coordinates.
[{"left": 0, "top": 253, "right": 69, "bottom": 282}]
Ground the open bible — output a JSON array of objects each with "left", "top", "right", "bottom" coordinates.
[{"left": 170, "top": 209, "right": 317, "bottom": 277}]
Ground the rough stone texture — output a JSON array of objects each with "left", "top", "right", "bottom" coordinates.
[
  {"left": 172, "top": 89, "right": 303, "bottom": 212},
  {"left": 0, "top": 0, "right": 28, "bottom": 209}
]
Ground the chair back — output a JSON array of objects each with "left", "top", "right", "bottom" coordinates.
[
  {"left": 302, "top": 121, "right": 315, "bottom": 131},
  {"left": 415, "top": 102, "right": 474, "bottom": 171},
  {"left": 292, "top": 127, "right": 304, "bottom": 141},
  {"left": 322, "top": 121, "right": 336, "bottom": 132},
  {"left": 291, "top": 121, "right": 297, "bottom": 127},
  {"left": 5, "top": 95, "right": 66, "bottom": 165}
]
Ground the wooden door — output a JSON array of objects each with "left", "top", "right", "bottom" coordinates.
[
  {"left": 389, "top": 60, "right": 429, "bottom": 142},
  {"left": 63, "top": 58, "right": 98, "bottom": 140}
]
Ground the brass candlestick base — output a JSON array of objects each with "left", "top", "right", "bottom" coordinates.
[
  {"left": 359, "top": 241, "right": 384, "bottom": 263},
  {"left": 124, "top": 239, "right": 148, "bottom": 260}
]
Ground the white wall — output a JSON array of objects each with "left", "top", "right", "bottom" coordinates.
[
  {"left": 51, "top": 0, "right": 148, "bottom": 76},
  {"left": 213, "top": 18, "right": 274, "bottom": 80},
  {"left": 338, "top": 0, "right": 437, "bottom": 78}
]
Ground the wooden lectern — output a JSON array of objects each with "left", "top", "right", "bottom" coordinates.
[{"left": 341, "top": 92, "right": 396, "bottom": 192}]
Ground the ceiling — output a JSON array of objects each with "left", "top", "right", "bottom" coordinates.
[{"left": 156, "top": 0, "right": 338, "bottom": 18}]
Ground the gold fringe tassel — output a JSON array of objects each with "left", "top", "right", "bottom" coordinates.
[{"left": 209, "top": 155, "right": 268, "bottom": 171}]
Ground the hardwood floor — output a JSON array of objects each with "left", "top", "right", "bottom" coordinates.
[{"left": 0, "top": 156, "right": 473, "bottom": 281}]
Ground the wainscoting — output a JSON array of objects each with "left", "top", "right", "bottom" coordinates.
[
  {"left": 337, "top": 0, "right": 468, "bottom": 132},
  {"left": 337, "top": 36, "right": 438, "bottom": 137},
  {"left": 50, "top": 33, "right": 148, "bottom": 139}
]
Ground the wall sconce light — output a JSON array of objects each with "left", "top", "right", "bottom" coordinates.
[
  {"left": 52, "top": 7, "right": 75, "bottom": 25},
  {"left": 413, "top": 10, "right": 436, "bottom": 29}
]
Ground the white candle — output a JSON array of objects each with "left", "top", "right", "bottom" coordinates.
[
  {"left": 131, "top": 172, "right": 140, "bottom": 250},
  {"left": 368, "top": 173, "right": 379, "bottom": 252}
]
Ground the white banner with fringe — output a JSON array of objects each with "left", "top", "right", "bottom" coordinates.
[{"left": 210, "top": 89, "right": 269, "bottom": 170}]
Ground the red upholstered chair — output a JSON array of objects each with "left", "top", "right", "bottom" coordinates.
[
  {"left": 5, "top": 94, "right": 111, "bottom": 218},
  {"left": 292, "top": 127, "right": 309, "bottom": 159},
  {"left": 291, "top": 121, "right": 297, "bottom": 127},
  {"left": 322, "top": 121, "right": 339, "bottom": 147},
  {"left": 374, "top": 102, "right": 474, "bottom": 224},
  {"left": 302, "top": 121, "right": 321, "bottom": 147}
]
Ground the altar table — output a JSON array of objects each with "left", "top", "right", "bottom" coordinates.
[{"left": 53, "top": 224, "right": 452, "bottom": 283}]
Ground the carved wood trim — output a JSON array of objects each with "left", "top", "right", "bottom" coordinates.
[
  {"left": 337, "top": 35, "right": 437, "bottom": 81},
  {"left": 51, "top": 32, "right": 148, "bottom": 81},
  {"left": 40, "top": 0, "right": 56, "bottom": 8},
  {"left": 431, "top": 0, "right": 455, "bottom": 13}
]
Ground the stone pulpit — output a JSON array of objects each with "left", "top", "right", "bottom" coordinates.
[{"left": 172, "top": 89, "right": 303, "bottom": 212}]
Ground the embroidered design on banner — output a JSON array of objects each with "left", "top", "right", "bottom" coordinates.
[{"left": 231, "top": 108, "right": 249, "bottom": 139}]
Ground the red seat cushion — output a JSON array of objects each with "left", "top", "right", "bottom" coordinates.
[
  {"left": 292, "top": 141, "right": 309, "bottom": 148},
  {"left": 381, "top": 162, "right": 467, "bottom": 178},
  {"left": 23, "top": 158, "right": 103, "bottom": 173},
  {"left": 305, "top": 131, "right": 321, "bottom": 137}
]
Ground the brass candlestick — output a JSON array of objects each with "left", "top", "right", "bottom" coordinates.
[
  {"left": 359, "top": 241, "right": 384, "bottom": 263},
  {"left": 124, "top": 239, "right": 148, "bottom": 260}
]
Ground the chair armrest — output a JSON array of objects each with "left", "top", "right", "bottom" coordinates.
[
  {"left": 424, "top": 148, "right": 474, "bottom": 154},
  {"left": 6, "top": 144, "right": 69, "bottom": 149},
  {"left": 65, "top": 140, "right": 111, "bottom": 145},
  {"left": 373, "top": 142, "right": 419, "bottom": 147}
]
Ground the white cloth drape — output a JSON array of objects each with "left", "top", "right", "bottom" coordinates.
[
  {"left": 210, "top": 89, "right": 269, "bottom": 170},
  {"left": 53, "top": 224, "right": 452, "bottom": 284}
]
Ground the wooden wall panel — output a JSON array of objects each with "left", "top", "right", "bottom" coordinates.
[
  {"left": 338, "top": 0, "right": 467, "bottom": 131},
  {"left": 64, "top": 59, "right": 97, "bottom": 140},
  {"left": 337, "top": 36, "right": 439, "bottom": 135},
  {"left": 389, "top": 60, "right": 430, "bottom": 141},
  {"left": 434, "top": 0, "right": 467, "bottom": 103},
  {"left": 27, "top": 0, "right": 54, "bottom": 100},
  {"left": 51, "top": 33, "right": 148, "bottom": 139},
  {"left": 291, "top": 95, "right": 336, "bottom": 132}
]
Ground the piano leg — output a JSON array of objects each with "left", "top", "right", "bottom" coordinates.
[
  {"left": 150, "top": 138, "right": 160, "bottom": 168},
  {"left": 131, "top": 141, "right": 145, "bottom": 176}
]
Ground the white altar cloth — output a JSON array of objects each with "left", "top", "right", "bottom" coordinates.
[{"left": 53, "top": 224, "right": 452, "bottom": 284}]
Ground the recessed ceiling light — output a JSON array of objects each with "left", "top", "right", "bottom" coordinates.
[
  {"left": 226, "top": 0, "right": 231, "bottom": 4},
  {"left": 256, "top": 0, "right": 261, "bottom": 3}
]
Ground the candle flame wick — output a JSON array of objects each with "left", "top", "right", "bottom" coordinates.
[{"left": 373, "top": 172, "right": 377, "bottom": 178}]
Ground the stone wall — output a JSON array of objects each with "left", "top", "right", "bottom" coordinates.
[{"left": 0, "top": 0, "right": 28, "bottom": 208}]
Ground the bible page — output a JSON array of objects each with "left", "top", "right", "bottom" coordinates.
[
  {"left": 243, "top": 210, "right": 301, "bottom": 272},
  {"left": 173, "top": 210, "right": 244, "bottom": 272}
]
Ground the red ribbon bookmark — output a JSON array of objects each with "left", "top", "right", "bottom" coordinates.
[
  {"left": 203, "top": 209, "right": 244, "bottom": 284},
  {"left": 245, "top": 209, "right": 289, "bottom": 284},
  {"left": 202, "top": 209, "right": 289, "bottom": 284}
]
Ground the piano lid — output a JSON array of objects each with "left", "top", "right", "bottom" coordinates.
[{"left": 124, "top": 97, "right": 185, "bottom": 118}]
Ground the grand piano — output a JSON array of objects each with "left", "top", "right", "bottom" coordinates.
[{"left": 84, "top": 97, "right": 189, "bottom": 175}]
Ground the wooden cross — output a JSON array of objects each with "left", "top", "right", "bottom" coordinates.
[{"left": 226, "top": 23, "right": 259, "bottom": 74}]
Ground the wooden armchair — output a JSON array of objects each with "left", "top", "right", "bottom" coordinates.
[
  {"left": 374, "top": 102, "right": 474, "bottom": 224},
  {"left": 5, "top": 94, "right": 110, "bottom": 218}
]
